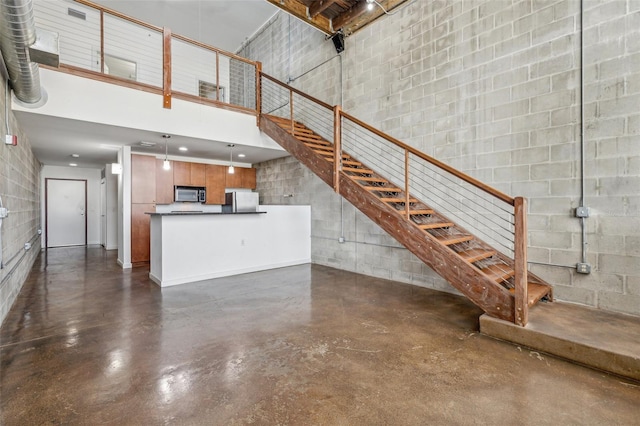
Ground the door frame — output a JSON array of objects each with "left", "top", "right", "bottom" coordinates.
[{"left": 45, "top": 178, "right": 88, "bottom": 248}]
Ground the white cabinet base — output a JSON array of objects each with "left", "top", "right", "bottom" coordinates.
[{"left": 149, "top": 206, "right": 311, "bottom": 287}]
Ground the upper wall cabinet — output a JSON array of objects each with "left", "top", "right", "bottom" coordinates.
[
  {"left": 225, "top": 167, "right": 256, "bottom": 190},
  {"left": 205, "top": 165, "right": 226, "bottom": 205},
  {"left": 156, "top": 159, "right": 174, "bottom": 204},
  {"left": 174, "top": 161, "right": 206, "bottom": 187},
  {"left": 131, "top": 154, "right": 156, "bottom": 204}
]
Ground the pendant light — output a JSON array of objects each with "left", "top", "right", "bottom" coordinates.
[
  {"left": 228, "top": 144, "right": 235, "bottom": 174},
  {"left": 163, "top": 134, "right": 171, "bottom": 170}
]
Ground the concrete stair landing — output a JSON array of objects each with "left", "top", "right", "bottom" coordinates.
[{"left": 480, "top": 301, "right": 640, "bottom": 381}]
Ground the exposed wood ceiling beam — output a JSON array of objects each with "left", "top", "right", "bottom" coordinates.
[
  {"left": 338, "top": 0, "right": 411, "bottom": 35},
  {"left": 308, "top": 0, "right": 339, "bottom": 18},
  {"left": 331, "top": 0, "right": 369, "bottom": 31},
  {"left": 265, "top": 0, "right": 333, "bottom": 35}
]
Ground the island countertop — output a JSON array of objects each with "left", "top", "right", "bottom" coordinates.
[
  {"left": 146, "top": 211, "right": 267, "bottom": 216},
  {"left": 148, "top": 205, "right": 311, "bottom": 287}
]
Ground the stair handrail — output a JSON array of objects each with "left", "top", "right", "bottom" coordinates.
[
  {"left": 339, "top": 110, "right": 516, "bottom": 206},
  {"left": 261, "top": 73, "right": 333, "bottom": 110},
  {"left": 259, "top": 71, "right": 530, "bottom": 326}
]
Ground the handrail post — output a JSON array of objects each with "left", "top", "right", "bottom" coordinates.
[
  {"left": 215, "top": 51, "right": 220, "bottom": 102},
  {"left": 255, "top": 62, "right": 262, "bottom": 126},
  {"left": 99, "top": 11, "right": 104, "bottom": 74},
  {"left": 289, "top": 90, "right": 294, "bottom": 134},
  {"left": 162, "top": 27, "right": 172, "bottom": 109},
  {"left": 514, "top": 196, "right": 528, "bottom": 326},
  {"left": 333, "top": 105, "right": 342, "bottom": 194},
  {"left": 404, "top": 149, "right": 410, "bottom": 219}
]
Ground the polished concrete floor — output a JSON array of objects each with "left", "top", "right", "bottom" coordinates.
[{"left": 1, "top": 247, "right": 639, "bottom": 425}]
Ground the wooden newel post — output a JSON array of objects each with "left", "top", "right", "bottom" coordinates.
[
  {"left": 255, "top": 62, "right": 262, "bottom": 126},
  {"left": 289, "top": 90, "right": 294, "bottom": 134},
  {"left": 514, "top": 196, "right": 528, "bottom": 326},
  {"left": 162, "top": 27, "right": 172, "bottom": 109},
  {"left": 333, "top": 105, "right": 342, "bottom": 194}
]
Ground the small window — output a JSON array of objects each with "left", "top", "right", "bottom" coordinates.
[
  {"left": 103, "top": 54, "right": 137, "bottom": 81},
  {"left": 199, "top": 80, "right": 225, "bottom": 102}
]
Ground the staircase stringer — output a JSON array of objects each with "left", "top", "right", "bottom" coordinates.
[
  {"left": 337, "top": 172, "right": 515, "bottom": 321},
  {"left": 261, "top": 115, "right": 516, "bottom": 322}
]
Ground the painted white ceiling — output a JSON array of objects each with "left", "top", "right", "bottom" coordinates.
[
  {"left": 15, "top": 0, "right": 283, "bottom": 169},
  {"left": 91, "top": 0, "right": 278, "bottom": 53}
]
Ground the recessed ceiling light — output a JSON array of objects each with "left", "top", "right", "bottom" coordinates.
[
  {"left": 179, "top": 146, "right": 188, "bottom": 151},
  {"left": 71, "top": 154, "right": 80, "bottom": 158},
  {"left": 69, "top": 163, "right": 77, "bottom": 167},
  {"left": 238, "top": 153, "right": 246, "bottom": 158}
]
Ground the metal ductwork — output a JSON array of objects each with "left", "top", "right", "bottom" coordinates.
[{"left": 0, "top": 0, "right": 42, "bottom": 104}]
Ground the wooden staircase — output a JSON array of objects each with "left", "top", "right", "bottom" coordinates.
[{"left": 260, "top": 114, "right": 553, "bottom": 325}]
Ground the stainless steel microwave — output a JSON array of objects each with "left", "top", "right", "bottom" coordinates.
[{"left": 174, "top": 186, "right": 206, "bottom": 203}]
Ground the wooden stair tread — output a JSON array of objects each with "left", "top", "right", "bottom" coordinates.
[
  {"left": 458, "top": 248, "right": 496, "bottom": 263},
  {"left": 481, "top": 264, "right": 515, "bottom": 283},
  {"left": 349, "top": 176, "right": 388, "bottom": 183},
  {"left": 409, "top": 209, "right": 434, "bottom": 216},
  {"left": 305, "top": 143, "right": 334, "bottom": 151},
  {"left": 418, "top": 222, "right": 454, "bottom": 230},
  {"left": 363, "top": 186, "right": 402, "bottom": 192},
  {"left": 343, "top": 167, "right": 374, "bottom": 174},
  {"left": 380, "top": 197, "right": 418, "bottom": 203},
  {"left": 314, "top": 150, "right": 351, "bottom": 159},
  {"left": 434, "top": 234, "right": 474, "bottom": 245},
  {"left": 508, "top": 282, "right": 552, "bottom": 306},
  {"left": 325, "top": 158, "right": 362, "bottom": 166},
  {"left": 297, "top": 135, "right": 327, "bottom": 143},
  {"left": 293, "top": 128, "right": 316, "bottom": 134}
]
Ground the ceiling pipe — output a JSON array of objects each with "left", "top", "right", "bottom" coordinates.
[{"left": 0, "top": 0, "right": 42, "bottom": 104}]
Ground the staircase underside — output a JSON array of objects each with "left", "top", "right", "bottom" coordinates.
[{"left": 260, "top": 115, "right": 553, "bottom": 323}]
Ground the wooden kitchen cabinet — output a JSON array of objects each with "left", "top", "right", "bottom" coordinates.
[
  {"left": 174, "top": 161, "right": 206, "bottom": 186},
  {"left": 242, "top": 167, "right": 257, "bottom": 189},
  {"left": 131, "top": 203, "right": 154, "bottom": 263},
  {"left": 131, "top": 154, "right": 156, "bottom": 203},
  {"left": 191, "top": 163, "right": 206, "bottom": 186},
  {"left": 205, "top": 164, "right": 226, "bottom": 204},
  {"left": 225, "top": 167, "right": 256, "bottom": 189},
  {"left": 156, "top": 159, "right": 174, "bottom": 204},
  {"left": 173, "top": 161, "right": 191, "bottom": 186}
]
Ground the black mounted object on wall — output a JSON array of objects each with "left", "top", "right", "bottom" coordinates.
[{"left": 331, "top": 32, "right": 345, "bottom": 53}]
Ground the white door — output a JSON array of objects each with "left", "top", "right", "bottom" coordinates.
[
  {"left": 46, "top": 179, "right": 87, "bottom": 248},
  {"left": 100, "top": 178, "right": 107, "bottom": 247}
]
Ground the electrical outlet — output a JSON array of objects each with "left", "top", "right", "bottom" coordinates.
[
  {"left": 575, "top": 206, "right": 590, "bottom": 218},
  {"left": 576, "top": 263, "right": 591, "bottom": 274},
  {"left": 24, "top": 243, "right": 31, "bottom": 251},
  {"left": 0, "top": 207, "right": 8, "bottom": 218},
  {"left": 5, "top": 135, "right": 17, "bottom": 146},
  {"left": 338, "top": 237, "right": 345, "bottom": 243}
]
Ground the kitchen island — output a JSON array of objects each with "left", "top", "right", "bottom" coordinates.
[{"left": 148, "top": 205, "right": 311, "bottom": 287}]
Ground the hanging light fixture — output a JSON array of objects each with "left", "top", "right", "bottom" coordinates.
[
  {"left": 366, "top": 0, "right": 375, "bottom": 11},
  {"left": 227, "top": 144, "right": 235, "bottom": 174},
  {"left": 162, "top": 134, "right": 171, "bottom": 170}
]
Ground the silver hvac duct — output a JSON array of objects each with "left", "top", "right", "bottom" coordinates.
[{"left": 0, "top": 0, "right": 41, "bottom": 104}]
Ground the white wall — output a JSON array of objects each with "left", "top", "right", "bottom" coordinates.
[
  {"left": 14, "top": 69, "right": 281, "bottom": 152},
  {"left": 103, "top": 164, "right": 118, "bottom": 250},
  {"left": 117, "top": 147, "right": 132, "bottom": 268},
  {"left": 41, "top": 165, "right": 102, "bottom": 246}
]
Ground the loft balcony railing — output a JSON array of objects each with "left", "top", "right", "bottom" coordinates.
[
  {"left": 34, "top": 0, "right": 260, "bottom": 113},
  {"left": 35, "top": 0, "right": 532, "bottom": 325}
]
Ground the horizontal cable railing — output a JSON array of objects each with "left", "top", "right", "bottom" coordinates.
[
  {"left": 261, "top": 74, "right": 334, "bottom": 142},
  {"left": 33, "top": 0, "right": 259, "bottom": 112}
]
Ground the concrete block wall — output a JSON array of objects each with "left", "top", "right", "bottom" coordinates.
[
  {"left": 247, "top": 0, "right": 640, "bottom": 316},
  {"left": 0, "top": 79, "right": 42, "bottom": 326}
]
